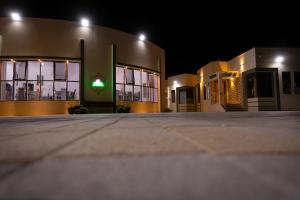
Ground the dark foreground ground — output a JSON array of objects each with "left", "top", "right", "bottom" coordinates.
[{"left": 0, "top": 111, "right": 300, "bottom": 200}]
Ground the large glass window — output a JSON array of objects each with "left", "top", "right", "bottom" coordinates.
[
  {"left": 68, "top": 63, "right": 80, "bottom": 81},
  {"left": 294, "top": 72, "right": 300, "bottom": 94},
  {"left": 1, "top": 62, "right": 14, "bottom": 80},
  {"left": 0, "top": 60, "right": 80, "bottom": 101},
  {"left": 282, "top": 72, "right": 291, "bottom": 94},
  {"left": 246, "top": 71, "right": 274, "bottom": 98},
  {"left": 116, "top": 65, "right": 158, "bottom": 103},
  {"left": 14, "top": 81, "right": 26, "bottom": 100},
  {"left": 55, "top": 63, "right": 66, "bottom": 80},
  {"left": 41, "top": 62, "right": 54, "bottom": 81},
  {"left": 67, "top": 82, "right": 80, "bottom": 100},
  {"left": 116, "top": 84, "right": 124, "bottom": 101},
  {"left": 116, "top": 67, "right": 124, "bottom": 84},
  {"left": 124, "top": 85, "right": 133, "bottom": 101},
  {"left": 15, "top": 62, "right": 26, "bottom": 80},
  {"left": 134, "top": 86, "right": 141, "bottom": 101},
  {"left": 1, "top": 81, "right": 13, "bottom": 100},
  {"left": 125, "top": 68, "right": 133, "bottom": 84},
  {"left": 41, "top": 81, "right": 53, "bottom": 100},
  {"left": 54, "top": 82, "right": 67, "bottom": 100},
  {"left": 28, "top": 61, "right": 40, "bottom": 81}
]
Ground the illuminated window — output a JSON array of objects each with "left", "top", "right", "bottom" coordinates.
[
  {"left": 0, "top": 60, "right": 80, "bottom": 101},
  {"left": 116, "top": 64, "right": 158, "bottom": 103}
]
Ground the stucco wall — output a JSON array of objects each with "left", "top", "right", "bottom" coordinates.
[{"left": 166, "top": 74, "right": 197, "bottom": 112}]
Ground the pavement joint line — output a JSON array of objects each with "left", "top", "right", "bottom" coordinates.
[
  {"left": 0, "top": 114, "right": 128, "bottom": 183},
  {"left": 0, "top": 118, "right": 104, "bottom": 142},
  {"left": 141, "top": 117, "right": 217, "bottom": 155}
]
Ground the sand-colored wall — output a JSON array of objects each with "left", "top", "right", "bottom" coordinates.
[
  {"left": 0, "top": 101, "right": 79, "bottom": 116},
  {"left": 166, "top": 73, "right": 197, "bottom": 112}
]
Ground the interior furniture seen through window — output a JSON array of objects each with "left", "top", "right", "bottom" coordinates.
[
  {"left": 116, "top": 64, "right": 158, "bottom": 102},
  {"left": 0, "top": 60, "right": 80, "bottom": 101}
]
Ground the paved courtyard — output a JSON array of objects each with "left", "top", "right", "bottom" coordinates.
[{"left": 0, "top": 111, "right": 300, "bottom": 200}]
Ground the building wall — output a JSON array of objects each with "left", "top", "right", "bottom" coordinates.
[
  {"left": 0, "top": 17, "right": 165, "bottom": 115},
  {"left": 167, "top": 74, "right": 197, "bottom": 112},
  {"left": 0, "top": 101, "right": 79, "bottom": 116},
  {"left": 255, "top": 48, "right": 300, "bottom": 110}
]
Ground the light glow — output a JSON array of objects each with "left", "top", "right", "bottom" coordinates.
[
  {"left": 80, "top": 18, "right": 90, "bottom": 27},
  {"left": 92, "top": 78, "right": 104, "bottom": 88},
  {"left": 275, "top": 56, "right": 284, "bottom": 63},
  {"left": 10, "top": 12, "right": 22, "bottom": 21},
  {"left": 139, "top": 34, "right": 146, "bottom": 41}
]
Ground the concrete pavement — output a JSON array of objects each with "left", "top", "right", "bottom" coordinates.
[{"left": 0, "top": 112, "right": 300, "bottom": 199}]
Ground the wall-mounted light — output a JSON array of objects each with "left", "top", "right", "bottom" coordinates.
[
  {"left": 275, "top": 56, "right": 284, "bottom": 63},
  {"left": 139, "top": 34, "right": 146, "bottom": 41},
  {"left": 91, "top": 73, "right": 105, "bottom": 89},
  {"left": 10, "top": 12, "right": 22, "bottom": 21},
  {"left": 80, "top": 18, "right": 90, "bottom": 27}
]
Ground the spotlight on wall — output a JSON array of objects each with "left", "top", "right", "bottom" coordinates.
[
  {"left": 275, "top": 56, "right": 284, "bottom": 63},
  {"left": 10, "top": 12, "right": 22, "bottom": 21},
  {"left": 139, "top": 34, "right": 146, "bottom": 41},
  {"left": 80, "top": 18, "right": 90, "bottom": 27}
]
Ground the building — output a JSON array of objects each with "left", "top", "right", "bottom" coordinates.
[
  {"left": 166, "top": 73, "right": 199, "bottom": 112},
  {"left": 0, "top": 17, "right": 165, "bottom": 116},
  {"left": 167, "top": 47, "right": 300, "bottom": 112}
]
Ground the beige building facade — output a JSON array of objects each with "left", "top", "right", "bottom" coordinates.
[
  {"left": 167, "top": 48, "right": 300, "bottom": 112},
  {"left": 0, "top": 17, "right": 165, "bottom": 116}
]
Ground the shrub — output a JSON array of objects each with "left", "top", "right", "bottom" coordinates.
[
  {"left": 68, "top": 105, "right": 89, "bottom": 114},
  {"left": 116, "top": 104, "right": 131, "bottom": 113}
]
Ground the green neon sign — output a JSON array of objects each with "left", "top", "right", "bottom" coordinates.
[{"left": 92, "top": 78, "right": 104, "bottom": 88}]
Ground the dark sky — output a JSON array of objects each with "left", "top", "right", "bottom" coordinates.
[{"left": 1, "top": 0, "right": 300, "bottom": 78}]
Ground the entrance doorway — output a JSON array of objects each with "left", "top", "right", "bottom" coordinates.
[{"left": 176, "top": 86, "right": 195, "bottom": 112}]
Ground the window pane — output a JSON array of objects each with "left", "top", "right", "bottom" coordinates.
[
  {"left": 41, "top": 62, "right": 54, "bottom": 80},
  {"left": 124, "top": 85, "right": 133, "bottom": 101},
  {"left": 257, "top": 72, "right": 274, "bottom": 97},
  {"left": 68, "top": 82, "right": 79, "bottom": 100},
  {"left": 171, "top": 90, "right": 175, "bottom": 103},
  {"left": 186, "top": 89, "right": 194, "bottom": 104},
  {"left": 116, "top": 67, "right": 124, "bottom": 84},
  {"left": 15, "top": 62, "right": 26, "bottom": 80},
  {"left": 179, "top": 90, "right": 187, "bottom": 104},
  {"left": 125, "top": 68, "right": 133, "bottom": 84},
  {"left": 28, "top": 61, "right": 40, "bottom": 80},
  {"left": 134, "top": 86, "right": 141, "bottom": 101},
  {"left": 41, "top": 81, "right": 53, "bottom": 100},
  {"left": 154, "top": 88, "right": 158, "bottom": 102},
  {"left": 14, "top": 81, "right": 26, "bottom": 100},
  {"left": 282, "top": 72, "right": 291, "bottom": 94},
  {"left": 154, "top": 75, "right": 158, "bottom": 88},
  {"left": 27, "top": 81, "right": 40, "bottom": 100},
  {"left": 149, "top": 73, "right": 154, "bottom": 87},
  {"left": 116, "top": 84, "right": 124, "bottom": 101},
  {"left": 0, "top": 81, "right": 13, "bottom": 100},
  {"left": 142, "top": 86, "right": 149, "bottom": 101},
  {"left": 150, "top": 88, "right": 154, "bottom": 102},
  {"left": 55, "top": 63, "right": 66, "bottom": 80},
  {"left": 294, "top": 72, "right": 300, "bottom": 94},
  {"left": 68, "top": 63, "right": 80, "bottom": 81},
  {"left": 134, "top": 70, "right": 141, "bottom": 85},
  {"left": 54, "top": 82, "right": 66, "bottom": 100},
  {"left": 246, "top": 73, "right": 257, "bottom": 98},
  {"left": 142, "top": 71, "right": 148, "bottom": 86},
  {"left": 1, "top": 61, "right": 14, "bottom": 80}
]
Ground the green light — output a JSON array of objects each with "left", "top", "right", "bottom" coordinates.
[{"left": 92, "top": 79, "right": 104, "bottom": 88}]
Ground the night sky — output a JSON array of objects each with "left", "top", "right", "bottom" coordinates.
[{"left": 1, "top": 0, "right": 300, "bottom": 78}]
